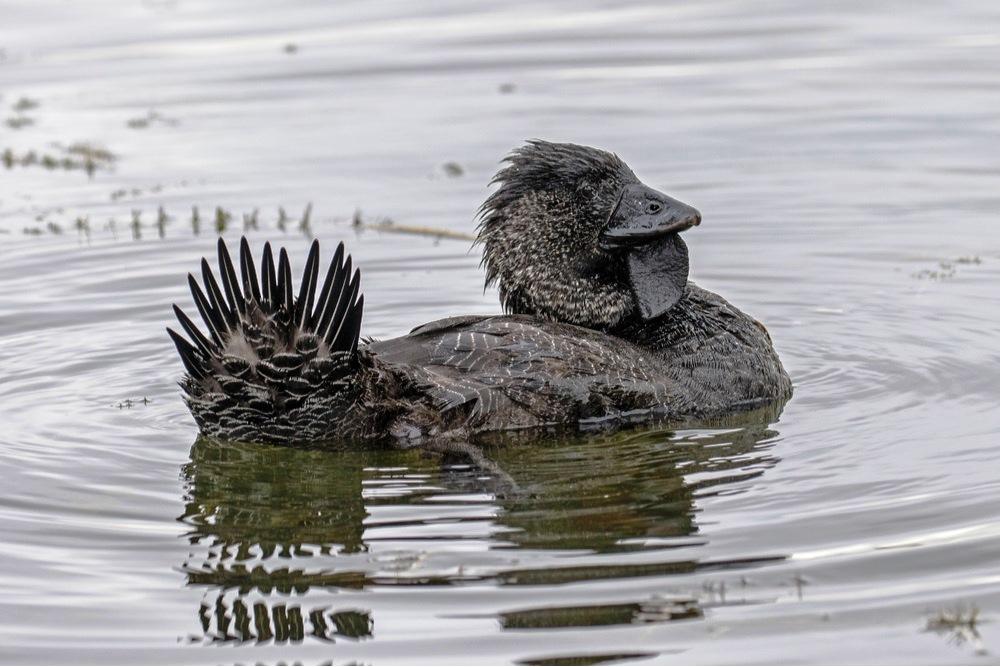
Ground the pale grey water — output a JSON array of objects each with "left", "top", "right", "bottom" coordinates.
[{"left": 1, "top": 1, "right": 1000, "bottom": 664}]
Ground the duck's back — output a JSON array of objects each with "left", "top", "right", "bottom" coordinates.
[{"left": 370, "top": 315, "right": 688, "bottom": 433}]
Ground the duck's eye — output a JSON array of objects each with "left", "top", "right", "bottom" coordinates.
[{"left": 646, "top": 202, "right": 662, "bottom": 214}]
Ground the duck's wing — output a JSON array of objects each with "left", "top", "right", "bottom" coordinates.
[{"left": 370, "top": 315, "right": 683, "bottom": 432}]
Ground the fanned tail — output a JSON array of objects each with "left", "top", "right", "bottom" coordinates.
[{"left": 168, "top": 237, "right": 366, "bottom": 444}]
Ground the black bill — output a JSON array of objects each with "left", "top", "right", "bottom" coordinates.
[
  {"left": 600, "top": 182, "right": 700, "bottom": 320},
  {"left": 600, "top": 183, "right": 700, "bottom": 249}
]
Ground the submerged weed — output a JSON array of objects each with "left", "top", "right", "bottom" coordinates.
[
  {"left": 242, "top": 208, "right": 259, "bottom": 231},
  {"left": 1, "top": 142, "right": 115, "bottom": 175},
  {"left": 214, "top": 206, "right": 232, "bottom": 233},
  {"left": 66, "top": 142, "right": 115, "bottom": 163},
  {"left": 4, "top": 204, "right": 468, "bottom": 242},
  {"left": 156, "top": 206, "right": 171, "bottom": 238},
  {"left": 299, "top": 202, "right": 312, "bottom": 235},
  {"left": 131, "top": 209, "right": 143, "bottom": 240},
  {"left": 75, "top": 216, "right": 91, "bottom": 239}
]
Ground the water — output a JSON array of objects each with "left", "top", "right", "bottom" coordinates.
[{"left": 2, "top": 1, "right": 999, "bottom": 663}]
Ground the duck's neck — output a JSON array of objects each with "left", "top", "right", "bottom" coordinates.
[
  {"left": 609, "top": 286, "right": 705, "bottom": 354},
  {"left": 610, "top": 283, "right": 793, "bottom": 411},
  {"left": 610, "top": 283, "right": 762, "bottom": 357}
]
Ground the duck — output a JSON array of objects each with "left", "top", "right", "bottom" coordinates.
[{"left": 168, "top": 140, "right": 792, "bottom": 446}]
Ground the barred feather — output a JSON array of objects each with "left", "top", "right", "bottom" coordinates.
[{"left": 169, "top": 237, "right": 365, "bottom": 444}]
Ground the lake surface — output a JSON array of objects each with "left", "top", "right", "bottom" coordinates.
[{"left": 2, "top": 1, "right": 999, "bottom": 663}]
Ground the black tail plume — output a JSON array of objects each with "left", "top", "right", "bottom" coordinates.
[
  {"left": 239, "top": 237, "right": 261, "bottom": 305},
  {"left": 169, "top": 237, "right": 367, "bottom": 444},
  {"left": 217, "top": 238, "right": 245, "bottom": 316},
  {"left": 167, "top": 327, "right": 208, "bottom": 380}
]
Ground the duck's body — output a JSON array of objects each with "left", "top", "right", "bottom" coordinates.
[
  {"left": 171, "top": 142, "right": 791, "bottom": 447},
  {"left": 177, "top": 267, "right": 790, "bottom": 446},
  {"left": 373, "top": 283, "right": 788, "bottom": 438}
]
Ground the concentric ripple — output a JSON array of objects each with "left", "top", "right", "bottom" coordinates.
[{"left": 2, "top": 0, "right": 1000, "bottom": 663}]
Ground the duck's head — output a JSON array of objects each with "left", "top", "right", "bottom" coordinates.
[{"left": 478, "top": 140, "right": 701, "bottom": 329}]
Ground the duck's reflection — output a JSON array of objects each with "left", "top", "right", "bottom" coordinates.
[
  {"left": 195, "top": 595, "right": 373, "bottom": 644},
  {"left": 178, "top": 404, "right": 786, "bottom": 643}
]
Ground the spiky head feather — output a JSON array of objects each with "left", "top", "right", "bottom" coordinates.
[{"left": 476, "top": 140, "right": 639, "bottom": 329}]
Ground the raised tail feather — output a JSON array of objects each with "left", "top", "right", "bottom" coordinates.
[{"left": 168, "top": 237, "right": 366, "bottom": 444}]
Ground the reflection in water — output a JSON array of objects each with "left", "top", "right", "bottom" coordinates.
[
  {"left": 500, "top": 597, "right": 702, "bottom": 630},
  {"left": 519, "top": 653, "right": 660, "bottom": 666},
  {"left": 178, "top": 405, "right": 786, "bottom": 642},
  {"left": 196, "top": 594, "right": 372, "bottom": 644},
  {"left": 495, "top": 413, "right": 784, "bottom": 553},
  {"left": 181, "top": 441, "right": 371, "bottom": 563}
]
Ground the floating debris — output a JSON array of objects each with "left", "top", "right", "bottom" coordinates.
[
  {"left": 498, "top": 82, "right": 516, "bottom": 94},
  {"left": 442, "top": 161, "right": 464, "bottom": 177},
  {"left": 5, "top": 116, "right": 34, "bottom": 129},
  {"left": 191, "top": 206, "right": 201, "bottom": 235},
  {"left": 116, "top": 397, "right": 151, "bottom": 410},
  {"left": 924, "top": 604, "right": 986, "bottom": 654},
  {"left": 283, "top": 43, "right": 299, "bottom": 54},
  {"left": 126, "top": 110, "right": 179, "bottom": 129},
  {"left": 351, "top": 209, "right": 475, "bottom": 241},
  {"left": 914, "top": 255, "right": 983, "bottom": 280},
  {"left": 12, "top": 97, "right": 39, "bottom": 112},
  {"left": 109, "top": 183, "right": 173, "bottom": 201},
  {"left": 277, "top": 206, "right": 289, "bottom": 232}
]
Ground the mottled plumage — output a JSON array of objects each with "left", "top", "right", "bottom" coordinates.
[
  {"left": 477, "top": 141, "right": 639, "bottom": 329},
  {"left": 170, "top": 141, "right": 792, "bottom": 446}
]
